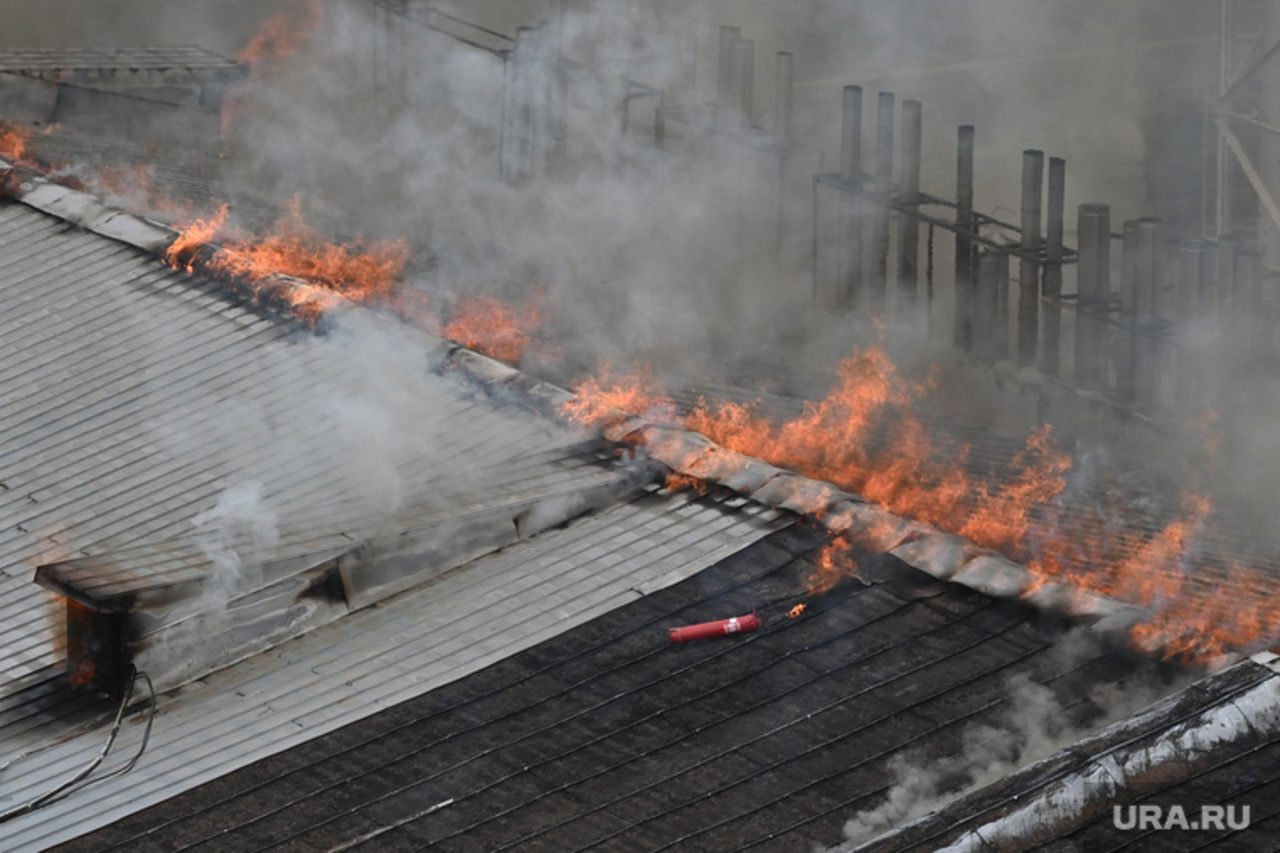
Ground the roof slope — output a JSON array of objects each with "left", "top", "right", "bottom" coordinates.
[
  {"left": 4, "top": 490, "right": 786, "bottom": 851},
  {"left": 0, "top": 184, "right": 793, "bottom": 850},
  {"left": 60, "top": 525, "right": 1180, "bottom": 852},
  {"left": 0, "top": 195, "right": 591, "bottom": 687}
]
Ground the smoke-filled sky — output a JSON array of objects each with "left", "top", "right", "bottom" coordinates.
[{"left": 0, "top": 1, "right": 1253, "bottom": 478}]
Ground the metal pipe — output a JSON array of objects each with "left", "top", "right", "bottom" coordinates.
[
  {"left": 514, "top": 27, "right": 535, "bottom": 182},
  {"left": 1118, "top": 220, "right": 1141, "bottom": 403},
  {"left": 1133, "top": 218, "right": 1162, "bottom": 411},
  {"left": 775, "top": 51, "right": 793, "bottom": 147},
  {"left": 840, "top": 85, "right": 862, "bottom": 181},
  {"left": 870, "top": 91, "right": 894, "bottom": 313},
  {"left": 773, "top": 52, "right": 793, "bottom": 261},
  {"left": 840, "top": 86, "right": 864, "bottom": 309},
  {"left": 1040, "top": 157, "right": 1065, "bottom": 376},
  {"left": 1017, "top": 150, "right": 1044, "bottom": 366},
  {"left": 978, "top": 250, "right": 1010, "bottom": 363},
  {"left": 954, "top": 125, "right": 976, "bottom": 350},
  {"left": 716, "top": 25, "right": 740, "bottom": 125},
  {"left": 1073, "top": 203, "right": 1110, "bottom": 388},
  {"left": 897, "top": 99, "right": 922, "bottom": 311}
]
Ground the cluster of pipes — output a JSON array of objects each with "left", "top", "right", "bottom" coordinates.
[{"left": 816, "top": 83, "right": 1261, "bottom": 418}]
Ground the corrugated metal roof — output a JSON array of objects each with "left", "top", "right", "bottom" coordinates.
[
  {"left": 0, "top": 46, "right": 242, "bottom": 75},
  {"left": 0, "top": 191, "right": 622, "bottom": 685},
  {"left": 0, "top": 185, "right": 794, "bottom": 850},
  {"left": 2, "top": 490, "right": 788, "bottom": 851}
]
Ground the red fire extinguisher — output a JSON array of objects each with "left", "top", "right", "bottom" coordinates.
[{"left": 668, "top": 612, "right": 761, "bottom": 643}]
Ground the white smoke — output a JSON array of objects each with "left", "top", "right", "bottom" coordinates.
[{"left": 191, "top": 480, "right": 279, "bottom": 611}]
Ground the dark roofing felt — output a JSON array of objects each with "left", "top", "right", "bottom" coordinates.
[{"left": 57, "top": 522, "right": 1175, "bottom": 853}]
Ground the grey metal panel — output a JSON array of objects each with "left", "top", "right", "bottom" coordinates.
[
  {"left": 0, "top": 46, "right": 241, "bottom": 72},
  {"left": 0, "top": 492, "right": 790, "bottom": 851},
  {"left": 0, "top": 184, "right": 788, "bottom": 851},
  {"left": 0, "top": 197, "right": 626, "bottom": 690}
]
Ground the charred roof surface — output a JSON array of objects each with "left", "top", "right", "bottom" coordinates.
[{"left": 59, "top": 524, "right": 1182, "bottom": 852}]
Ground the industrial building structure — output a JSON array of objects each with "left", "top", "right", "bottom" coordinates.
[{"left": 1, "top": 2, "right": 1279, "bottom": 851}]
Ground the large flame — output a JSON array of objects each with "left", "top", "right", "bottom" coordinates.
[
  {"left": 165, "top": 198, "right": 406, "bottom": 322},
  {"left": 561, "top": 352, "right": 1280, "bottom": 665},
  {"left": 163, "top": 199, "right": 546, "bottom": 361}
]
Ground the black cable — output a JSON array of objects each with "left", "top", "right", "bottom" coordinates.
[{"left": 0, "top": 668, "right": 156, "bottom": 825}]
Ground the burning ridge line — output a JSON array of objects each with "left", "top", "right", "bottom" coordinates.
[{"left": 558, "top": 367, "right": 1278, "bottom": 670}]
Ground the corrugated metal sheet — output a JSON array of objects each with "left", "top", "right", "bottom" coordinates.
[
  {"left": 0, "top": 46, "right": 242, "bottom": 75},
  {"left": 1, "top": 490, "right": 788, "bottom": 851},
  {"left": 0, "top": 193, "right": 614, "bottom": 687},
  {"left": 0, "top": 190, "right": 792, "bottom": 850}
]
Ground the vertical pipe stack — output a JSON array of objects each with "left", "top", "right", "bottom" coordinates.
[
  {"left": 1073, "top": 204, "right": 1110, "bottom": 388},
  {"left": 870, "top": 92, "right": 894, "bottom": 313},
  {"left": 1175, "top": 239, "right": 1203, "bottom": 409},
  {"left": 954, "top": 125, "right": 976, "bottom": 351},
  {"left": 1041, "top": 157, "right": 1066, "bottom": 376},
  {"left": 774, "top": 52, "right": 794, "bottom": 260},
  {"left": 977, "top": 251, "right": 1010, "bottom": 362},
  {"left": 1132, "top": 218, "right": 1162, "bottom": 412},
  {"left": 841, "top": 86, "right": 864, "bottom": 309},
  {"left": 500, "top": 28, "right": 535, "bottom": 184},
  {"left": 516, "top": 27, "right": 536, "bottom": 180},
  {"left": 1018, "top": 150, "right": 1044, "bottom": 366},
  {"left": 897, "top": 99, "right": 923, "bottom": 314},
  {"left": 716, "top": 26, "right": 741, "bottom": 126},
  {"left": 1118, "top": 221, "right": 1141, "bottom": 404}
]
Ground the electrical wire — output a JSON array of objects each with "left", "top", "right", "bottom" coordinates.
[{"left": 0, "top": 667, "right": 156, "bottom": 825}]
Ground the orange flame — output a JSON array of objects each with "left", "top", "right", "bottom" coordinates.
[
  {"left": 561, "top": 352, "right": 1280, "bottom": 664},
  {"left": 162, "top": 199, "right": 546, "bottom": 358},
  {"left": 787, "top": 603, "right": 807, "bottom": 618},
  {"left": 444, "top": 293, "right": 544, "bottom": 363},
  {"left": 0, "top": 121, "right": 30, "bottom": 163},
  {"left": 165, "top": 198, "right": 407, "bottom": 321},
  {"left": 0, "top": 121, "right": 67, "bottom": 175},
  {"left": 164, "top": 204, "right": 229, "bottom": 271},
  {"left": 812, "top": 534, "right": 859, "bottom": 594}
]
